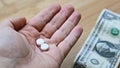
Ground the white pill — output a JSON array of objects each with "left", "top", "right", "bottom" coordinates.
[
  {"left": 41, "top": 43, "right": 49, "bottom": 51},
  {"left": 36, "top": 38, "right": 44, "bottom": 46}
]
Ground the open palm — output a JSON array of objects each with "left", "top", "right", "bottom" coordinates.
[{"left": 0, "top": 4, "right": 83, "bottom": 68}]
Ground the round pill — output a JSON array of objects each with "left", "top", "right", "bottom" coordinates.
[
  {"left": 110, "top": 27, "right": 119, "bottom": 36},
  {"left": 36, "top": 38, "right": 44, "bottom": 46},
  {"left": 41, "top": 43, "right": 49, "bottom": 51}
]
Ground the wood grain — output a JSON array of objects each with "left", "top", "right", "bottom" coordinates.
[{"left": 0, "top": 0, "right": 120, "bottom": 68}]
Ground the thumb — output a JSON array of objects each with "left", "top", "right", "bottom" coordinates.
[
  {"left": 9, "top": 17, "right": 26, "bottom": 31},
  {"left": 0, "top": 17, "right": 26, "bottom": 31}
]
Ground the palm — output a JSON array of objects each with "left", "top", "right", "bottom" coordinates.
[
  {"left": 19, "top": 25, "right": 64, "bottom": 68},
  {"left": 0, "top": 4, "right": 82, "bottom": 68}
]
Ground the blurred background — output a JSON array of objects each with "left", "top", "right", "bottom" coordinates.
[{"left": 0, "top": 0, "right": 120, "bottom": 68}]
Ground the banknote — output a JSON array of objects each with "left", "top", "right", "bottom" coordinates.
[{"left": 73, "top": 9, "right": 120, "bottom": 68}]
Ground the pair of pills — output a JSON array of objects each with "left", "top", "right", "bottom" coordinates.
[{"left": 36, "top": 38, "right": 49, "bottom": 51}]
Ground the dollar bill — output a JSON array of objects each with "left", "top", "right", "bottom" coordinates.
[{"left": 73, "top": 9, "right": 120, "bottom": 68}]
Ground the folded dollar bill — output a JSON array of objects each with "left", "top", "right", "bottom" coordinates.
[{"left": 73, "top": 9, "right": 120, "bottom": 68}]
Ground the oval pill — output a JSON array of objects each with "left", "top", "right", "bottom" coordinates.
[
  {"left": 41, "top": 43, "right": 49, "bottom": 51},
  {"left": 36, "top": 38, "right": 45, "bottom": 46}
]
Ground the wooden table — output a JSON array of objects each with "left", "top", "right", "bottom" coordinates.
[{"left": 0, "top": 0, "right": 120, "bottom": 68}]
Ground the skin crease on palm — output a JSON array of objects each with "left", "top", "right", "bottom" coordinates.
[{"left": 0, "top": 4, "right": 83, "bottom": 68}]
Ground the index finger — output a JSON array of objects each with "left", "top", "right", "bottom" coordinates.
[{"left": 28, "top": 4, "right": 61, "bottom": 31}]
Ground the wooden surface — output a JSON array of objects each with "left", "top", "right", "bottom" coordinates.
[{"left": 0, "top": 0, "right": 120, "bottom": 68}]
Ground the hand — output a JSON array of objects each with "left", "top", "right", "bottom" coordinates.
[{"left": 0, "top": 4, "right": 83, "bottom": 68}]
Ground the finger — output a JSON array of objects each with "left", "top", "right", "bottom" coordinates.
[
  {"left": 58, "top": 26, "right": 83, "bottom": 58},
  {"left": 40, "top": 4, "right": 74, "bottom": 38},
  {"left": 0, "top": 17, "right": 26, "bottom": 31},
  {"left": 28, "top": 4, "right": 61, "bottom": 31},
  {"left": 50, "top": 11, "right": 81, "bottom": 44}
]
